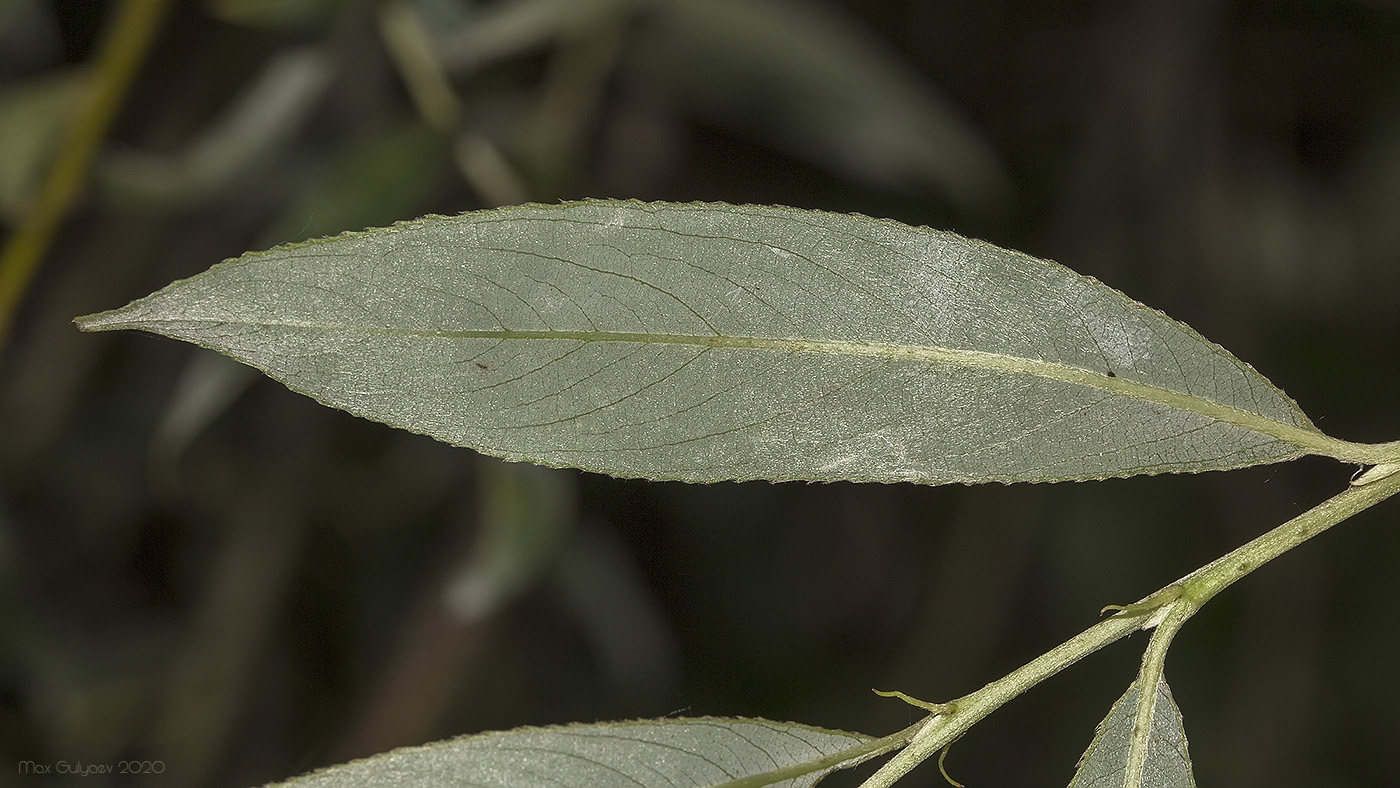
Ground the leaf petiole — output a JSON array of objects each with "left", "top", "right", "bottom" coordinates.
[
  {"left": 1123, "top": 602, "right": 1191, "bottom": 787},
  {"left": 1352, "top": 462, "right": 1400, "bottom": 486},
  {"left": 1100, "top": 584, "right": 1184, "bottom": 619},
  {"left": 873, "top": 689, "right": 957, "bottom": 716}
]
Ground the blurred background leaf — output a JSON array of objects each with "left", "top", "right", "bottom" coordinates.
[
  {"left": 1, "top": 1, "right": 1398, "bottom": 787},
  {"left": 627, "top": 0, "right": 1010, "bottom": 210}
]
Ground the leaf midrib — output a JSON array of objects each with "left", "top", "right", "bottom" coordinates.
[{"left": 91, "top": 311, "right": 1348, "bottom": 458}]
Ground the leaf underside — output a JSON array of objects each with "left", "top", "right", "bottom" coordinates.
[
  {"left": 78, "top": 200, "right": 1318, "bottom": 485},
  {"left": 1070, "top": 679, "right": 1195, "bottom": 788},
  {"left": 264, "top": 717, "right": 874, "bottom": 788}
]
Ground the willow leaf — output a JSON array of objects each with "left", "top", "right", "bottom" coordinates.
[
  {"left": 78, "top": 200, "right": 1333, "bottom": 484},
  {"left": 1070, "top": 679, "right": 1195, "bottom": 788},
  {"left": 265, "top": 717, "right": 878, "bottom": 788}
]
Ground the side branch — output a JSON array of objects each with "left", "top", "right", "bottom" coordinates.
[{"left": 857, "top": 468, "right": 1400, "bottom": 788}]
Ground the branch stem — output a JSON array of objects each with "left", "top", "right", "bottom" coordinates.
[{"left": 857, "top": 468, "right": 1400, "bottom": 788}]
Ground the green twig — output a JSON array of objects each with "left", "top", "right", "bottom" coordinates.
[
  {"left": 0, "top": 0, "right": 172, "bottom": 349},
  {"left": 856, "top": 467, "right": 1400, "bottom": 788}
]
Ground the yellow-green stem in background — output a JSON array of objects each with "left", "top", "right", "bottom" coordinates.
[{"left": 0, "top": 0, "right": 172, "bottom": 349}]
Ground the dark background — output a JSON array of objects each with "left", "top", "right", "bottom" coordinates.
[{"left": 2, "top": 1, "right": 1399, "bottom": 786}]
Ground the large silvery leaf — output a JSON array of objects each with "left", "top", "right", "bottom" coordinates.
[
  {"left": 266, "top": 717, "right": 877, "bottom": 787},
  {"left": 77, "top": 200, "right": 1322, "bottom": 484},
  {"left": 1070, "top": 679, "right": 1195, "bottom": 788}
]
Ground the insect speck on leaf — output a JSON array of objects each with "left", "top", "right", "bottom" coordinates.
[
  {"left": 1106, "top": 370, "right": 1116, "bottom": 378},
  {"left": 474, "top": 362, "right": 489, "bottom": 370}
]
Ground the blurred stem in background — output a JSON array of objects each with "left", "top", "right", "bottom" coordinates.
[
  {"left": 0, "top": 0, "right": 172, "bottom": 350},
  {"left": 376, "top": 0, "right": 528, "bottom": 206}
]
